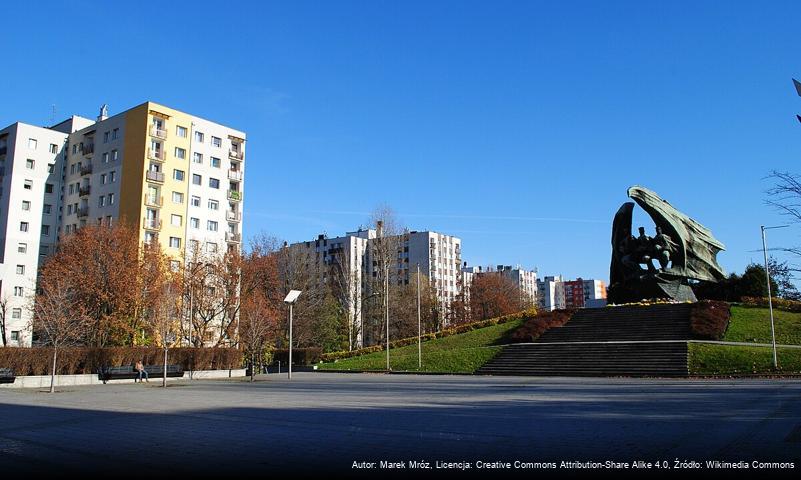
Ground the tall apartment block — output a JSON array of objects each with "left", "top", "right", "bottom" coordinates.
[
  {"left": 289, "top": 228, "right": 463, "bottom": 347},
  {"left": 537, "top": 276, "right": 607, "bottom": 311},
  {"left": 0, "top": 101, "right": 245, "bottom": 346}
]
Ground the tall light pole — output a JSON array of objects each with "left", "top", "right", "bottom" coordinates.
[
  {"left": 385, "top": 265, "right": 390, "bottom": 371},
  {"left": 284, "top": 290, "right": 302, "bottom": 380},
  {"left": 761, "top": 225, "right": 788, "bottom": 369},
  {"left": 417, "top": 263, "right": 422, "bottom": 370}
]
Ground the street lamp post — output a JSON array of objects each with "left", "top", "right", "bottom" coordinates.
[
  {"left": 761, "top": 225, "right": 788, "bottom": 370},
  {"left": 417, "top": 263, "right": 422, "bottom": 370},
  {"left": 385, "top": 265, "right": 390, "bottom": 371},
  {"left": 284, "top": 290, "right": 302, "bottom": 380}
]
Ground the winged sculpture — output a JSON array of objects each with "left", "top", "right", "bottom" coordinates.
[{"left": 608, "top": 186, "right": 726, "bottom": 303}]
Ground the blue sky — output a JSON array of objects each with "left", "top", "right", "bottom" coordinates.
[{"left": 3, "top": 1, "right": 801, "bottom": 283}]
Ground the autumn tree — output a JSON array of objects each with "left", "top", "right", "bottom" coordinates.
[
  {"left": 469, "top": 273, "right": 524, "bottom": 321},
  {"left": 33, "top": 259, "right": 90, "bottom": 393}
]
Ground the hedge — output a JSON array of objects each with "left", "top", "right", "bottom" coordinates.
[
  {"left": 271, "top": 348, "right": 322, "bottom": 366},
  {"left": 509, "top": 309, "right": 576, "bottom": 343},
  {"left": 690, "top": 300, "right": 731, "bottom": 340},
  {"left": 321, "top": 308, "right": 538, "bottom": 362},
  {"left": 741, "top": 296, "right": 801, "bottom": 313},
  {"left": 0, "top": 347, "right": 243, "bottom": 376}
]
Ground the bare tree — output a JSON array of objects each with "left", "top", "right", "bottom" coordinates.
[
  {"left": 33, "top": 262, "right": 90, "bottom": 393},
  {"left": 328, "top": 242, "right": 366, "bottom": 350},
  {"left": 240, "top": 290, "right": 278, "bottom": 381},
  {"left": 766, "top": 170, "right": 801, "bottom": 259},
  {"left": 0, "top": 296, "right": 9, "bottom": 347}
]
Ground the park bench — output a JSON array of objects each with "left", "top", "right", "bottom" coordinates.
[
  {"left": 0, "top": 368, "right": 15, "bottom": 384},
  {"left": 98, "top": 365, "right": 184, "bottom": 384}
]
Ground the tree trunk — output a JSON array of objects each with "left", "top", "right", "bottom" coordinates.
[
  {"left": 163, "top": 347, "right": 168, "bottom": 388},
  {"left": 250, "top": 352, "right": 254, "bottom": 382},
  {"left": 49, "top": 346, "right": 58, "bottom": 394}
]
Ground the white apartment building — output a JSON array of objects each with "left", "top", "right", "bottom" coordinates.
[
  {"left": 537, "top": 275, "right": 565, "bottom": 311},
  {"left": 495, "top": 265, "right": 538, "bottom": 306}
]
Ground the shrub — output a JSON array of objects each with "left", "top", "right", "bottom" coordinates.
[
  {"left": 271, "top": 348, "right": 322, "bottom": 366},
  {"left": 741, "top": 296, "right": 801, "bottom": 313},
  {"left": 509, "top": 309, "right": 576, "bottom": 343},
  {"left": 321, "top": 307, "right": 538, "bottom": 362},
  {"left": 690, "top": 300, "right": 731, "bottom": 340},
  {"left": 0, "top": 347, "right": 243, "bottom": 376}
]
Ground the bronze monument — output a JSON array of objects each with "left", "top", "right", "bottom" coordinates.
[{"left": 608, "top": 186, "right": 726, "bottom": 304}]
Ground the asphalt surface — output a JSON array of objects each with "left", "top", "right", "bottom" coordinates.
[{"left": 1, "top": 373, "right": 799, "bottom": 477}]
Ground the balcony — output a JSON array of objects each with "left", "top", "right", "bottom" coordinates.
[
  {"left": 149, "top": 125, "right": 167, "bottom": 139},
  {"left": 146, "top": 171, "right": 165, "bottom": 183},
  {"left": 226, "top": 210, "right": 241, "bottom": 222},
  {"left": 82, "top": 143, "right": 94, "bottom": 156},
  {"left": 147, "top": 148, "right": 165, "bottom": 162},
  {"left": 144, "top": 194, "right": 163, "bottom": 207},
  {"left": 228, "top": 148, "right": 243, "bottom": 160},
  {"left": 79, "top": 185, "right": 91, "bottom": 197},
  {"left": 143, "top": 217, "right": 162, "bottom": 231},
  {"left": 80, "top": 163, "right": 93, "bottom": 175},
  {"left": 227, "top": 169, "right": 243, "bottom": 181},
  {"left": 77, "top": 206, "right": 89, "bottom": 218},
  {"left": 225, "top": 232, "right": 241, "bottom": 243},
  {"left": 227, "top": 190, "right": 242, "bottom": 202}
]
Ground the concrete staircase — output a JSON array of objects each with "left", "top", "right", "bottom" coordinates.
[{"left": 477, "top": 304, "right": 693, "bottom": 377}]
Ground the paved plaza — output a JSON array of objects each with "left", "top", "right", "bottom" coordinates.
[{"left": 1, "top": 373, "right": 800, "bottom": 476}]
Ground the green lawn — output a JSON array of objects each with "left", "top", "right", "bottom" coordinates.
[
  {"left": 723, "top": 306, "right": 801, "bottom": 345},
  {"left": 318, "top": 319, "right": 524, "bottom": 373},
  {"left": 689, "top": 305, "right": 801, "bottom": 375},
  {"left": 689, "top": 343, "right": 801, "bottom": 375}
]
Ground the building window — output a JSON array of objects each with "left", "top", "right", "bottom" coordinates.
[
  {"left": 49, "top": 143, "right": 58, "bottom": 153},
  {"left": 14, "top": 287, "right": 23, "bottom": 297},
  {"left": 47, "top": 163, "right": 54, "bottom": 173},
  {"left": 170, "top": 260, "right": 180, "bottom": 272},
  {"left": 175, "top": 147, "right": 186, "bottom": 159},
  {"left": 190, "top": 217, "right": 200, "bottom": 229},
  {"left": 174, "top": 169, "right": 185, "bottom": 181},
  {"left": 16, "top": 265, "right": 25, "bottom": 275},
  {"left": 22, "top": 200, "right": 31, "bottom": 211},
  {"left": 206, "top": 242, "right": 218, "bottom": 253},
  {"left": 169, "top": 237, "right": 181, "bottom": 249},
  {"left": 211, "top": 136, "right": 222, "bottom": 148},
  {"left": 112, "top": 128, "right": 119, "bottom": 140},
  {"left": 112, "top": 149, "right": 118, "bottom": 161},
  {"left": 20, "top": 222, "right": 29, "bottom": 232},
  {"left": 208, "top": 199, "right": 219, "bottom": 210},
  {"left": 99, "top": 196, "right": 105, "bottom": 207},
  {"left": 191, "top": 195, "right": 201, "bottom": 207},
  {"left": 193, "top": 152, "right": 203, "bottom": 164},
  {"left": 24, "top": 180, "right": 32, "bottom": 190},
  {"left": 45, "top": 183, "right": 53, "bottom": 193},
  {"left": 10, "top": 331, "right": 19, "bottom": 341},
  {"left": 176, "top": 126, "right": 187, "bottom": 138},
  {"left": 28, "top": 138, "right": 37, "bottom": 150},
  {"left": 42, "top": 225, "right": 50, "bottom": 236},
  {"left": 102, "top": 152, "right": 109, "bottom": 163},
  {"left": 144, "top": 231, "right": 155, "bottom": 244},
  {"left": 108, "top": 193, "right": 115, "bottom": 205},
  {"left": 103, "top": 131, "right": 110, "bottom": 143},
  {"left": 101, "top": 174, "right": 107, "bottom": 185},
  {"left": 172, "top": 192, "right": 184, "bottom": 204},
  {"left": 210, "top": 157, "right": 221, "bottom": 168},
  {"left": 68, "top": 184, "right": 75, "bottom": 195},
  {"left": 192, "top": 174, "right": 202, "bottom": 185},
  {"left": 207, "top": 220, "right": 218, "bottom": 232},
  {"left": 72, "top": 144, "right": 78, "bottom": 154},
  {"left": 209, "top": 178, "right": 220, "bottom": 189},
  {"left": 195, "top": 131, "right": 204, "bottom": 143},
  {"left": 18, "top": 243, "right": 27, "bottom": 253},
  {"left": 26, "top": 159, "right": 34, "bottom": 169},
  {"left": 171, "top": 214, "right": 182, "bottom": 227},
  {"left": 110, "top": 171, "right": 116, "bottom": 182},
  {"left": 11, "top": 309, "right": 21, "bottom": 319},
  {"left": 43, "top": 204, "right": 52, "bottom": 214}
]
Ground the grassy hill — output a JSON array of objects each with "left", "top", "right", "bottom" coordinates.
[
  {"left": 318, "top": 318, "right": 525, "bottom": 373},
  {"left": 689, "top": 305, "right": 801, "bottom": 375}
]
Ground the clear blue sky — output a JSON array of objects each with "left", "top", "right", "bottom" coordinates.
[{"left": 3, "top": 1, "right": 801, "bottom": 283}]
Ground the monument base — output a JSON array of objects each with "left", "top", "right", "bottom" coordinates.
[{"left": 607, "top": 274, "right": 696, "bottom": 304}]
